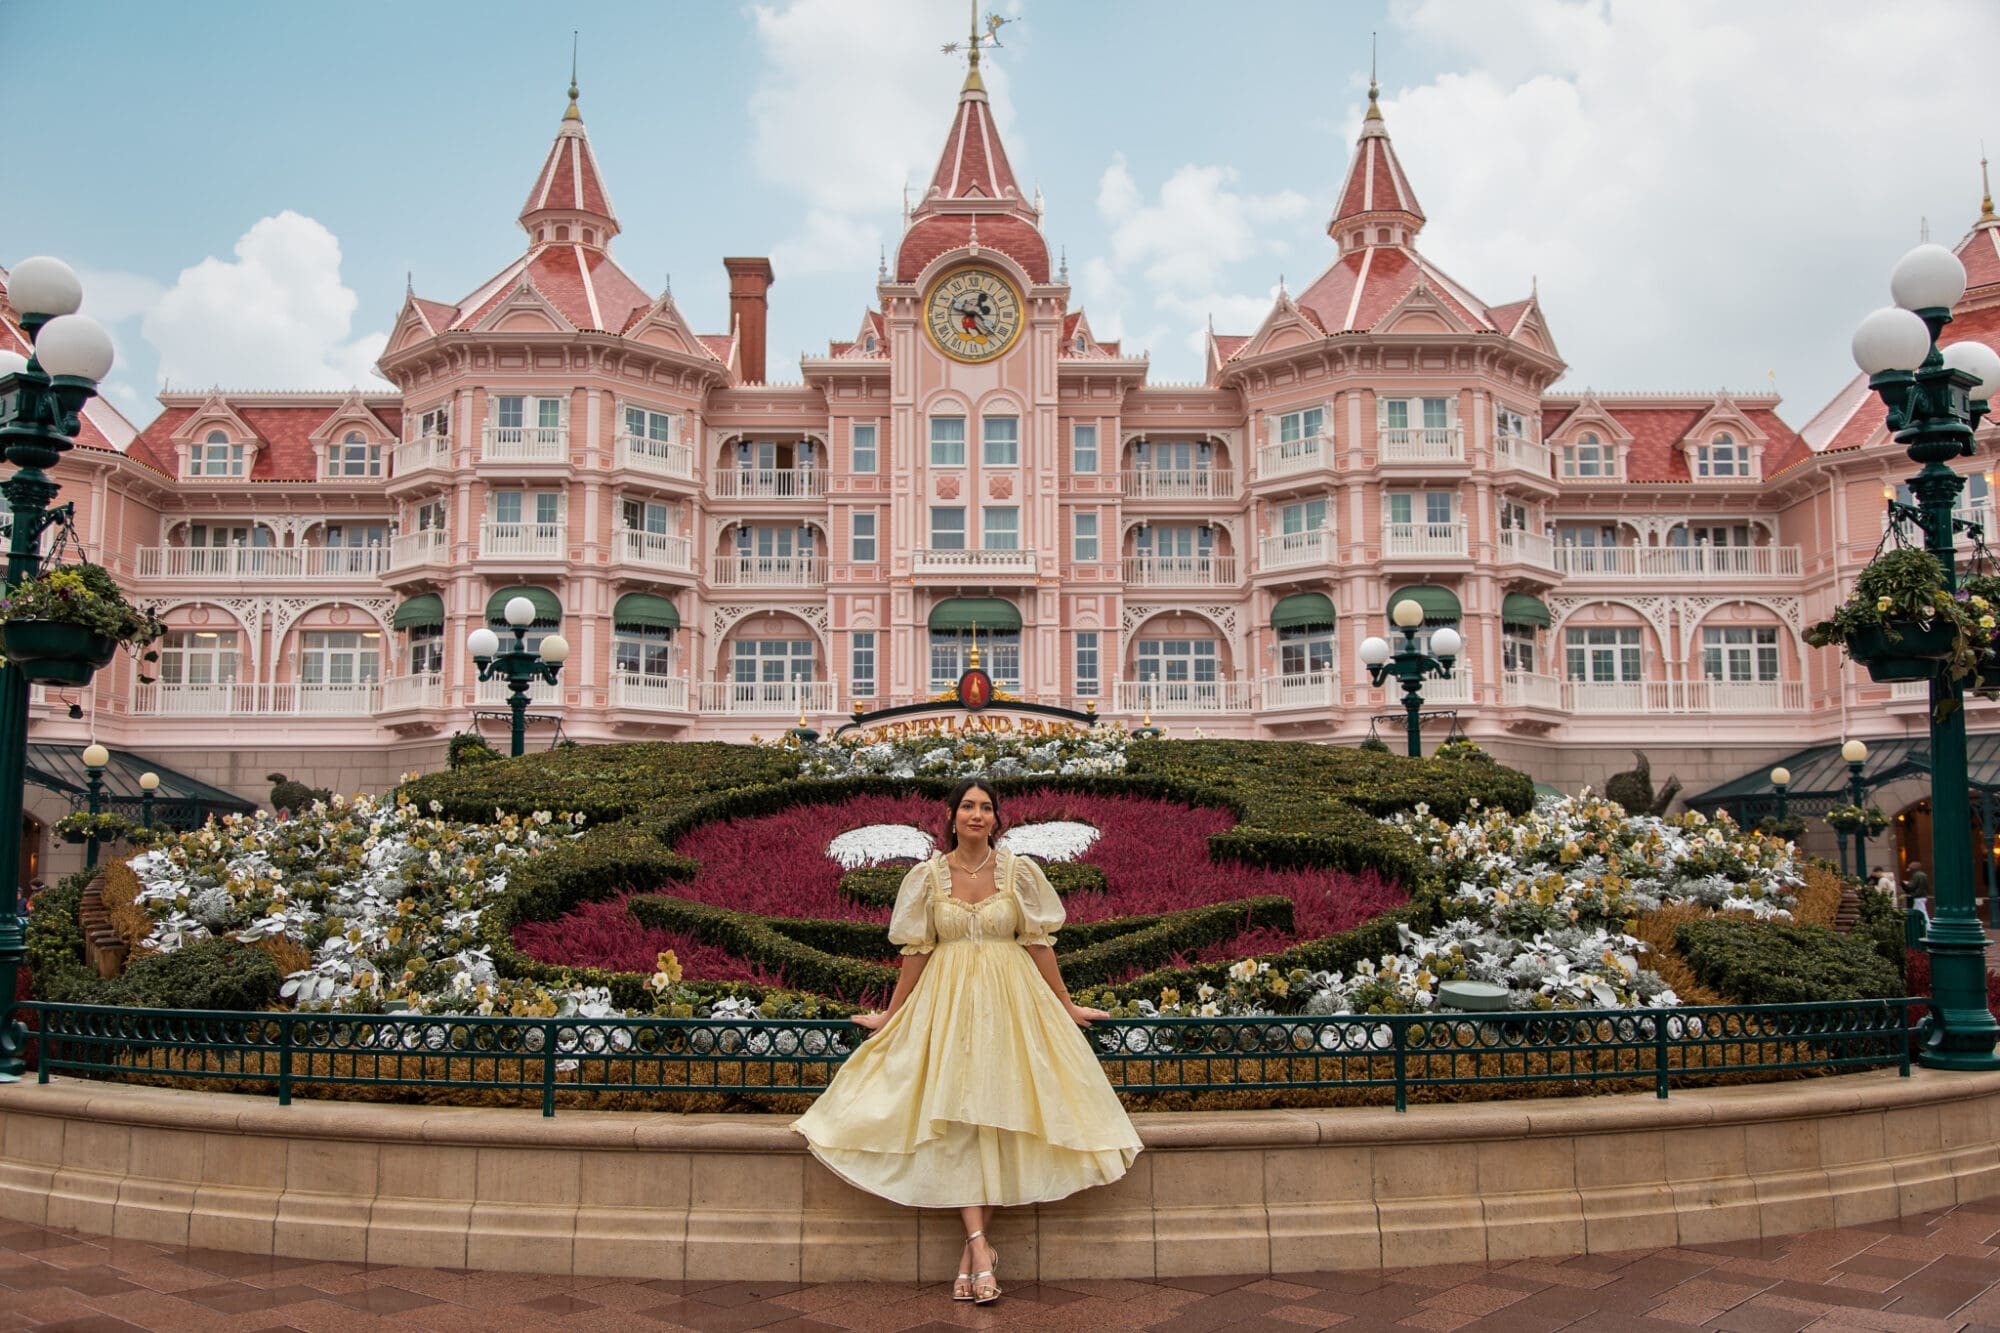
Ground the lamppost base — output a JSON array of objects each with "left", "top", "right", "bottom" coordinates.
[{"left": 1914, "top": 1040, "right": 2000, "bottom": 1071}]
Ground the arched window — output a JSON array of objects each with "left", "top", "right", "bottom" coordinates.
[
  {"left": 331, "top": 429, "right": 381, "bottom": 478},
  {"left": 1696, "top": 431, "right": 1743, "bottom": 479},
  {"left": 190, "top": 429, "right": 245, "bottom": 477},
  {"left": 1561, "top": 431, "right": 1613, "bottom": 479}
]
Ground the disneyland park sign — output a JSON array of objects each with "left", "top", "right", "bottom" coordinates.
[{"left": 832, "top": 665, "right": 1099, "bottom": 740}]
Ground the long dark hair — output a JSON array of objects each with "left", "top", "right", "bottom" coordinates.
[{"left": 941, "top": 776, "right": 1005, "bottom": 853}]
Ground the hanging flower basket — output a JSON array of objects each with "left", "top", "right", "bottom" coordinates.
[
  {"left": 1846, "top": 621, "right": 1959, "bottom": 682},
  {"left": 0, "top": 620, "right": 119, "bottom": 685}
]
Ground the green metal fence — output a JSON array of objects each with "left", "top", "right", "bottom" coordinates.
[{"left": 8, "top": 998, "right": 1922, "bottom": 1116}]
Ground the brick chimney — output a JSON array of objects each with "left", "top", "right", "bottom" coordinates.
[{"left": 723, "top": 257, "right": 775, "bottom": 384}]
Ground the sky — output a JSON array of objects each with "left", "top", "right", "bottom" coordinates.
[{"left": 6, "top": 0, "right": 1999, "bottom": 433}]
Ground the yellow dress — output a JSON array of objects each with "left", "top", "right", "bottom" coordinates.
[{"left": 790, "top": 847, "right": 1145, "bottom": 1208}]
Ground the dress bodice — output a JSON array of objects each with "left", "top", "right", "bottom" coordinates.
[
  {"left": 930, "top": 862, "right": 1023, "bottom": 946},
  {"left": 886, "top": 849, "right": 1065, "bottom": 954}
]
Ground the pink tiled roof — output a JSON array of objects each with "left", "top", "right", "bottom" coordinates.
[
  {"left": 519, "top": 110, "right": 617, "bottom": 233},
  {"left": 1956, "top": 220, "right": 2000, "bottom": 292},
  {"left": 447, "top": 245, "right": 652, "bottom": 335},
  {"left": 896, "top": 214, "right": 1050, "bottom": 283},
  {"left": 925, "top": 89, "right": 1021, "bottom": 204},
  {"left": 1213, "top": 334, "right": 1249, "bottom": 362},
  {"left": 1294, "top": 247, "right": 1497, "bottom": 336},
  {"left": 1331, "top": 107, "right": 1425, "bottom": 228},
  {"left": 130, "top": 398, "right": 401, "bottom": 483}
]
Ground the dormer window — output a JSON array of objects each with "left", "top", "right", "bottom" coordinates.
[
  {"left": 329, "top": 430, "right": 382, "bottom": 478},
  {"left": 864, "top": 334, "right": 877, "bottom": 352},
  {"left": 189, "top": 430, "right": 246, "bottom": 478},
  {"left": 1075, "top": 335, "right": 1087, "bottom": 353},
  {"left": 1561, "top": 431, "right": 1616, "bottom": 479},
  {"left": 555, "top": 224, "right": 570, "bottom": 241},
  {"left": 1696, "top": 432, "right": 1744, "bottom": 479}
]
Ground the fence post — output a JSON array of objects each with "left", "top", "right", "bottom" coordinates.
[
  {"left": 1901, "top": 1000, "right": 1914, "bottom": 1078},
  {"left": 542, "top": 1020, "right": 558, "bottom": 1118},
  {"left": 1391, "top": 1019, "right": 1408, "bottom": 1113},
  {"left": 1654, "top": 1014, "right": 1670, "bottom": 1100},
  {"left": 278, "top": 1016, "right": 293, "bottom": 1107}
]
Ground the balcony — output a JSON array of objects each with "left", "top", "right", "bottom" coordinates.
[
  {"left": 615, "top": 434, "right": 695, "bottom": 482},
  {"left": 1121, "top": 555, "right": 1238, "bottom": 587},
  {"left": 393, "top": 435, "right": 451, "bottom": 476},
  {"left": 1255, "top": 435, "right": 1329, "bottom": 481},
  {"left": 1495, "top": 435, "right": 1553, "bottom": 478},
  {"left": 1379, "top": 426, "right": 1463, "bottom": 463},
  {"left": 1114, "top": 679, "right": 1255, "bottom": 713},
  {"left": 910, "top": 547, "right": 1038, "bottom": 578},
  {"left": 1121, "top": 468, "right": 1239, "bottom": 501},
  {"left": 711, "top": 468, "right": 823, "bottom": 500},
  {"left": 1550, "top": 545, "right": 1804, "bottom": 578},
  {"left": 479, "top": 521, "right": 567, "bottom": 560},
  {"left": 481, "top": 425, "right": 568, "bottom": 463},
  {"left": 1260, "top": 530, "right": 1335, "bottom": 572},
  {"left": 617, "top": 529, "right": 695, "bottom": 574},
  {"left": 380, "top": 674, "right": 444, "bottom": 711},
  {"left": 709, "top": 554, "right": 827, "bottom": 587},
  {"left": 1497, "top": 528, "right": 1557, "bottom": 571},
  {"left": 1382, "top": 521, "right": 1469, "bottom": 559},
  {"left": 133, "top": 546, "right": 390, "bottom": 580},
  {"left": 612, "top": 671, "right": 691, "bottom": 712},
  {"left": 696, "top": 679, "right": 838, "bottom": 714},
  {"left": 389, "top": 530, "right": 449, "bottom": 571},
  {"left": 1260, "top": 670, "right": 1340, "bottom": 711},
  {"left": 1502, "top": 671, "right": 1564, "bottom": 709},
  {"left": 475, "top": 677, "right": 563, "bottom": 708},
  {"left": 1563, "top": 679, "right": 1806, "bottom": 714},
  {"left": 1376, "top": 671, "right": 1474, "bottom": 706},
  {"left": 132, "top": 682, "right": 382, "bottom": 716}
]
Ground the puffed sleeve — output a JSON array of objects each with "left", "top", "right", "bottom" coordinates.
[
  {"left": 1014, "top": 854, "right": 1065, "bottom": 949},
  {"left": 886, "top": 859, "right": 936, "bottom": 956}
]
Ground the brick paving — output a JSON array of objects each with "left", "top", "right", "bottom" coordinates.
[{"left": 0, "top": 1199, "right": 1996, "bottom": 1332}]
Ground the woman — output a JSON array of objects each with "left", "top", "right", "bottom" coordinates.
[{"left": 789, "top": 777, "right": 1144, "bottom": 1304}]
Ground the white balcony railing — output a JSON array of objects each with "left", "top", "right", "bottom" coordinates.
[
  {"left": 1378, "top": 671, "right": 1474, "bottom": 706},
  {"left": 1256, "top": 435, "right": 1329, "bottom": 480},
  {"left": 617, "top": 529, "right": 695, "bottom": 573},
  {"left": 1498, "top": 528, "right": 1557, "bottom": 570},
  {"left": 1502, "top": 671, "right": 1564, "bottom": 709},
  {"left": 1891, "top": 680, "right": 1930, "bottom": 701},
  {"left": 1121, "top": 468, "right": 1240, "bottom": 501},
  {"left": 911, "top": 548, "right": 1038, "bottom": 576},
  {"left": 132, "top": 681, "right": 382, "bottom": 716},
  {"left": 711, "top": 468, "right": 823, "bottom": 499},
  {"left": 380, "top": 674, "right": 444, "bottom": 711},
  {"left": 1114, "top": 679, "right": 1255, "bottom": 713},
  {"left": 133, "top": 546, "right": 391, "bottom": 580},
  {"left": 1550, "top": 545, "right": 1804, "bottom": 578},
  {"left": 1563, "top": 679, "right": 1806, "bottom": 714},
  {"left": 475, "top": 677, "right": 564, "bottom": 708},
  {"left": 481, "top": 425, "right": 568, "bottom": 463},
  {"left": 696, "top": 679, "right": 838, "bottom": 714},
  {"left": 1495, "top": 435, "right": 1552, "bottom": 478},
  {"left": 1379, "top": 426, "right": 1464, "bottom": 463},
  {"left": 708, "top": 554, "right": 827, "bottom": 587},
  {"left": 1382, "top": 521, "right": 1469, "bottom": 558},
  {"left": 614, "top": 434, "right": 696, "bottom": 481},
  {"left": 1260, "top": 530, "right": 1335, "bottom": 571},
  {"left": 1260, "top": 671, "right": 1340, "bottom": 711},
  {"left": 389, "top": 529, "right": 449, "bottom": 570},
  {"left": 1120, "top": 555, "right": 1238, "bottom": 587},
  {"left": 612, "top": 671, "right": 691, "bottom": 712},
  {"left": 393, "top": 435, "right": 451, "bottom": 476},
  {"left": 479, "top": 521, "right": 567, "bottom": 559}
]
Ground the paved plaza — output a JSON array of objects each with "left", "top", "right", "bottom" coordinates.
[{"left": 0, "top": 1200, "right": 1994, "bottom": 1332}]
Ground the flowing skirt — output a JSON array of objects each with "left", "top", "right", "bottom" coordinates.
[{"left": 790, "top": 939, "right": 1144, "bottom": 1208}]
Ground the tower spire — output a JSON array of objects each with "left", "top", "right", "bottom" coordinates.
[
  {"left": 1983, "top": 142, "right": 1995, "bottom": 223},
  {"left": 1327, "top": 52, "right": 1425, "bottom": 250},
  {"left": 963, "top": 0, "right": 983, "bottom": 92},
  {"left": 565, "top": 31, "right": 581, "bottom": 122},
  {"left": 1368, "top": 32, "right": 1381, "bottom": 121}
]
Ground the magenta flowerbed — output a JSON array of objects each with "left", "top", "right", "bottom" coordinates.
[{"left": 512, "top": 790, "right": 1405, "bottom": 990}]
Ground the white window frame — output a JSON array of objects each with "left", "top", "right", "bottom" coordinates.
[
  {"left": 1564, "top": 627, "right": 1642, "bottom": 683},
  {"left": 982, "top": 506, "right": 1019, "bottom": 551},
  {"left": 1071, "top": 423, "right": 1098, "bottom": 473},
  {"left": 981, "top": 415, "right": 1020, "bottom": 466},
  {"left": 1073, "top": 512, "right": 1099, "bottom": 562},
  {"left": 1695, "top": 432, "right": 1744, "bottom": 479},
  {"left": 851, "top": 631, "right": 877, "bottom": 699},
  {"left": 929, "top": 507, "right": 966, "bottom": 550},
  {"left": 300, "top": 629, "right": 383, "bottom": 687},
  {"left": 851, "top": 422, "right": 878, "bottom": 474},
  {"left": 851, "top": 511, "right": 877, "bottom": 563},
  {"left": 328, "top": 430, "right": 381, "bottom": 478},
  {"left": 1073, "top": 631, "right": 1100, "bottom": 698},
  {"left": 930, "top": 416, "right": 967, "bottom": 467},
  {"left": 189, "top": 430, "right": 246, "bottom": 478},
  {"left": 1701, "top": 626, "right": 1779, "bottom": 682},
  {"left": 1561, "top": 431, "right": 1614, "bottom": 479}
]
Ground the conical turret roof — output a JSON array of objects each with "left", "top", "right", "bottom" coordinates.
[{"left": 518, "top": 77, "right": 619, "bottom": 248}]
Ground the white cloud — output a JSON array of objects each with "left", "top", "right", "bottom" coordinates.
[
  {"left": 770, "top": 209, "right": 883, "bottom": 279},
  {"left": 142, "top": 211, "right": 390, "bottom": 390},
  {"left": 1379, "top": 0, "right": 2000, "bottom": 419}
]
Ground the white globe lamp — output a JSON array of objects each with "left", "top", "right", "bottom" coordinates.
[
  {"left": 467, "top": 627, "right": 500, "bottom": 659},
  {"left": 31, "top": 314, "right": 114, "bottom": 382},
  {"left": 1852, "top": 307, "right": 1932, "bottom": 375},
  {"left": 1842, "top": 739, "right": 1869, "bottom": 765},
  {"left": 1770, "top": 766, "right": 1791, "bottom": 788},
  {"left": 0, "top": 350, "right": 28, "bottom": 379},
  {"left": 538, "top": 633, "right": 570, "bottom": 664},
  {"left": 1430, "top": 626, "right": 1463, "bottom": 658},
  {"left": 1359, "top": 636, "right": 1391, "bottom": 667},
  {"left": 1890, "top": 243, "right": 1967, "bottom": 312},
  {"left": 138, "top": 772, "right": 160, "bottom": 792},
  {"left": 503, "top": 595, "right": 537, "bottom": 628},
  {"left": 81, "top": 743, "right": 109, "bottom": 769},
  {"left": 1390, "top": 599, "right": 1425, "bottom": 629},
  {"left": 7, "top": 257, "right": 83, "bottom": 319},
  {"left": 1942, "top": 341, "right": 2000, "bottom": 398}
]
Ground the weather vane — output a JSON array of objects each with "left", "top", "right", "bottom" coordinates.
[{"left": 942, "top": 2, "right": 1013, "bottom": 68}]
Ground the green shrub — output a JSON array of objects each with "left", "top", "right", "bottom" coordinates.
[
  {"left": 446, "top": 731, "right": 502, "bottom": 771},
  {"left": 1673, "top": 918, "right": 1904, "bottom": 1005},
  {"left": 1853, "top": 886, "right": 1908, "bottom": 970},
  {"left": 114, "top": 939, "right": 283, "bottom": 1011},
  {"left": 265, "top": 773, "right": 331, "bottom": 814}
]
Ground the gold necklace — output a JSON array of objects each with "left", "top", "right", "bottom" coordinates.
[{"left": 952, "top": 845, "right": 993, "bottom": 877}]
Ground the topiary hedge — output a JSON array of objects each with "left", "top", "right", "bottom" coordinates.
[
  {"left": 27, "top": 870, "right": 283, "bottom": 1010},
  {"left": 1673, "top": 917, "right": 1904, "bottom": 1006}
]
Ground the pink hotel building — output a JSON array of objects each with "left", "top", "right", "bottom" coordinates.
[{"left": 9, "top": 67, "right": 2000, "bottom": 825}]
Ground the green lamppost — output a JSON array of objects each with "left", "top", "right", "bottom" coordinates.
[
  {"left": 0, "top": 257, "right": 116, "bottom": 1078},
  {"left": 1848, "top": 241, "right": 2000, "bottom": 1069},
  {"left": 1842, "top": 739, "right": 1871, "bottom": 883},
  {"left": 138, "top": 771, "right": 159, "bottom": 831},
  {"left": 80, "top": 742, "right": 108, "bottom": 871},
  {"left": 1770, "top": 766, "right": 1790, "bottom": 824},
  {"left": 1359, "top": 599, "right": 1462, "bottom": 758},
  {"left": 467, "top": 596, "right": 569, "bottom": 757}
]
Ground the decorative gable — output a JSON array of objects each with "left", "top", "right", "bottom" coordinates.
[
  {"left": 1549, "top": 394, "right": 1631, "bottom": 480},
  {"left": 1235, "top": 293, "right": 1326, "bottom": 362},
  {"left": 621, "top": 290, "right": 722, "bottom": 363},
  {"left": 1375, "top": 279, "right": 1474, "bottom": 336},
  {"left": 1677, "top": 398, "right": 1767, "bottom": 481},
  {"left": 169, "top": 396, "right": 260, "bottom": 478},
  {"left": 309, "top": 394, "right": 391, "bottom": 479},
  {"left": 472, "top": 278, "right": 574, "bottom": 335}
]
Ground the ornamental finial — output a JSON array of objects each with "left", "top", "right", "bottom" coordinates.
[
  {"left": 944, "top": 2, "right": 1010, "bottom": 93},
  {"left": 1367, "top": 32, "right": 1382, "bottom": 120},
  {"left": 967, "top": 620, "right": 982, "bottom": 671},
  {"left": 1983, "top": 143, "right": 1996, "bottom": 223},
  {"left": 565, "top": 31, "right": 581, "bottom": 121}
]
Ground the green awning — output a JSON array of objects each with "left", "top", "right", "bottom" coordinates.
[
  {"left": 25, "top": 743, "right": 257, "bottom": 831},
  {"left": 392, "top": 593, "right": 445, "bottom": 631},
  {"left": 928, "top": 597, "right": 1022, "bottom": 632},
  {"left": 613, "top": 593, "right": 680, "bottom": 632},
  {"left": 1271, "top": 592, "right": 1336, "bottom": 631},
  {"left": 1501, "top": 593, "right": 1552, "bottom": 629},
  {"left": 485, "top": 586, "right": 562, "bottom": 627},
  {"left": 1387, "top": 585, "right": 1461, "bottom": 624}
]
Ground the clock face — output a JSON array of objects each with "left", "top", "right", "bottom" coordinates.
[{"left": 924, "top": 268, "right": 1024, "bottom": 364}]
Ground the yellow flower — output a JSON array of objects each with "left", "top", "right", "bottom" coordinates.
[{"left": 1877, "top": 596, "right": 1894, "bottom": 613}]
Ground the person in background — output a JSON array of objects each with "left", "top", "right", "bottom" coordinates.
[
  {"left": 1874, "top": 868, "right": 1900, "bottom": 905},
  {"left": 1906, "top": 861, "right": 1931, "bottom": 915}
]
